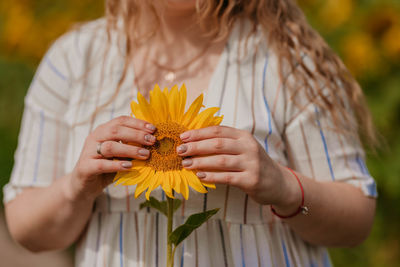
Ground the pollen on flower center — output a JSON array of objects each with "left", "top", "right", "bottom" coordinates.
[
  {"left": 145, "top": 121, "right": 187, "bottom": 171},
  {"left": 157, "top": 138, "right": 175, "bottom": 155}
]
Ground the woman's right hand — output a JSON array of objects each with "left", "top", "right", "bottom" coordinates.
[{"left": 68, "top": 116, "right": 156, "bottom": 201}]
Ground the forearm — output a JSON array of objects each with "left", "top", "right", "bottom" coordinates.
[
  {"left": 5, "top": 173, "right": 95, "bottom": 252},
  {"left": 273, "top": 166, "right": 376, "bottom": 247}
]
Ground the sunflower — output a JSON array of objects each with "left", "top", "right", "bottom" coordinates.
[{"left": 113, "top": 84, "right": 223, "bottom": 200}]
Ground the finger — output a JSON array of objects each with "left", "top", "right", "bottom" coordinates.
[
  {"left": 87, "top": 159, "right": 135, "bottom": 176},
  {"left": 111, "top": 115, "right": 156, "bottom": 133},
  {"left": 195, "top": 171, "right": 241, "bottom": 186},
  {"left": 95, "top": 125, "right": 156, "bottom": 145},
  {"left": 97, "top": 141, "right": 150, "bottom": 160},
  {"left": 180, "top": 126, "right": 241, "bottom": 142},
  {"left": 177, "top": 138, "right": 243, "bottom": 156},
  {"left": 181, "top": 155, "right": 245, "bottom": 171}
]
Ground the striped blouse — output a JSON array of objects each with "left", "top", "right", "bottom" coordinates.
[{"left": 3, "top": 19, "right": 377, "bottom": 267}]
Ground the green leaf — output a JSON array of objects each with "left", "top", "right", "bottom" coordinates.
[
  {"left": 169, "top": 208, "right": 219, "bottom": 246},
  {"left": 139, "top": 197, "right": 182, "bottom": 217}
]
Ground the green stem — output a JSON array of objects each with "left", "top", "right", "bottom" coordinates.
[{"left": 167, "top": 196, "right": 174, "bottom": 267}]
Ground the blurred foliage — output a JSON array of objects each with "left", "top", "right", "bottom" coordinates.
[{"left": 0, "top": 0, "right": 399, "bottom": 266}]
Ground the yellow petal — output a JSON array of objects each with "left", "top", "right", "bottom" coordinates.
[
  {"left": 188, "top": 107, "right": 220, "bottom": 129},
  {"left": 123, "top": 167, "right": 152, "bottom": 186},
  {"left": 113, "top": 162, "right": 143, "bottom": 183},
  {"left": 113, "top": 171, "right": 129, "bottom": 183},
  {"left": 182, "top": 94, "right": 203, "bottom": 127},
  {"left": 163, "top": 87, "right": 169, "bottom": 95},
  {"left": 137, "top": 91, "right": 157, "bottom": 124},
  {"left": 168, "top": 85, "right": 179, "bottom": 121},
  {"left": 145, "top": 171, "right": 162, "bottom": 200},
  {"left": 183, "top": 169, "right": 208, "bottom": 193},
  {"left": 179, "top": 171, "right": 189, "bottom": 200},
  {"left": 177, "top": 84, "right": 187, "bottom": 122},
  {"left": 201, "top": 182, "right": 216, "bottom": 189},
  {"left": 171, "top": 171, "right": 181, "bottom": 194},
  {"left": 114, "top": 172, "right": 139, "bottom": 185},
  {"left": 131, "top": 101, "right": 146, "bottom": 121},
  {"left": 208, "top": 116, "right": 224, "bottom": 126},
  {"left": 130, "top": 160, "right": 147, "bottom": 169},
  {"left": 150, "top": 84, "right": 168, "bottom": 121},
  {"left": 161, "top": 171, "right": 173, "bottom": 197},
  {"left": 164, "top": 172, "right": 175, "bottom": 199},
  {"left": 134, "top": 169, "right": 155, "bottom": 198}
]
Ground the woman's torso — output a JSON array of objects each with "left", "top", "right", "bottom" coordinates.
[{"left": 61, "top": 19, "right": 331, "bottom": 266}]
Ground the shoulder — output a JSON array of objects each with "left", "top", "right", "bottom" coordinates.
[
  {"left": 50, "top": 18, "right": 109, "bottom": 54},
  {"left": 43, "top": 18, "right": 123, "bottom": 81}
]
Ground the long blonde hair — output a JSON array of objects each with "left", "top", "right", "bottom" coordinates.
[{"left": 104, "top": 0, "right": 376, "bottom": 145}]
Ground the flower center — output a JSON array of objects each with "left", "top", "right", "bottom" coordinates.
[
  {"left": 145, "top": 122, "right": 187, "bottom": 171},
  {"left": 158, "top": 138, "right": 175, "bottom": 155}
]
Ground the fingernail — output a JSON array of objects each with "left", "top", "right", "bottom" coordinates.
[
  {"left": 180, "top": 132, "right": 190, "bottom": 140},
  {"left": 177, "top": 144, "right": 187, "bottom": 154},
  {"left": 122, "top": 161, "right": 132, "bottom": 168},
  {"left": 138, "top": 149, "right": 150, "bottom": 156},
  {"left": 145, "top": 123, "right": 156, "bottom": 131},
  {"left": 196, "top": 172, "right": 206, "bottom": 179},
  {"left": 144, "top": 134, "right": 155, "bottom": 142},
  {"left": 182, "top": 158, "right": 192, "bottom": 167}
]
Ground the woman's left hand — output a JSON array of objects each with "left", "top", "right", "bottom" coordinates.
[{"left": 177, "top": 125, "right": 291, "bottom": 206}]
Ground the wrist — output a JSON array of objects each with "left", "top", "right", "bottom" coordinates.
[
  {"left": 63, "top": 173, "right": 97, "bottom": 204},
  {"left": 272, "top": 166, "right": 304, "bottom": 216}
]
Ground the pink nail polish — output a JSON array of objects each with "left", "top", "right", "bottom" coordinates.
[
  {"left": 122, "top": 161, "right": 132, "bottom": 168},
  {"left": 145, "top": 124, "right": 156, "bottom": 131},
  {"left": 145, "top": 134, "right": 155, "bottom": 142},
  {"left": 138, "top": 149, "right": 150, "bottom": 156},
  {"left": 177, "top": 145, "right": 187, "bottom": 153},
  {"left": 182, "top": 159, "right": 192, "bottom": 167},
  {"left": 196, "top": 172, "right": 206, "bottom": 179},
  {"left": 180, "top": 132, "right": 190, "bottom": 140}
]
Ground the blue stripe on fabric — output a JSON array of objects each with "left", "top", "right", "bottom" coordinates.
[
  {"left": 261, "top": 55, "right": 272, "bottom": 153},
  {"left": 314, "top": 106, "right": 335, "bottom": 180},
  {"left": 356, "top": 154, "right": 369, "bottom": 175},
  {"left": 45, "top": 57, "right": 67, "bottom": 81},
  {"left": 93, "top": 213, "right": 102, "bottom": 267},
  {"left": 32, "top": 110, "right": 45, "bottom": 184},
  {"left": 239, "top": 224, "right": 246, "bottom": 267},
  {"left": 155, "top": 212, "right": 159, "bottom": 267},
  {"left": 119, "top": 212, "right": 124, "bottom": 267},
  {"left": 110, "top": 101, "right": 116, "bottom": 120},
  {"left": 356, "top": 154, "right": 378, "bottom": 197},
  {"left": 105, "top": 187, "right": 112, "bottom": 213},
  {"left": 161, "top": 191, "right": 165, "bottom": 201},
  {"left": 218, "top": 220, "right": 228, "bottom": 267},
  {"left": 367, "top": 181, "right": 378, "bottom": 197},
  {"left": 180, "top": 244, "right": 185, "bottom": 267},
  {"left": 322, "top": 250, "right": 331, "bottom": 267},
  {"left": 281, "top": 241, "right": 291, "bottom": 267}
]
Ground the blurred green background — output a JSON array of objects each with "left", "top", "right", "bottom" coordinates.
[{"left": 0, "top": 0, "right": 399, "bottom": 266}]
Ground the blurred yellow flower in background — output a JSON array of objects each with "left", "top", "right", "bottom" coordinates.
[
  {"left": 318, "top": 0, "right": 353, "bottom": 31},
  {"left": 340, "top": 32, "right": 381, "bottom": 76},
  {"left": 382, "top": 25, "right": 400, "bottom": 59},
  {"left": 2, "top": 3, "right": 33, "bottom": 48}
]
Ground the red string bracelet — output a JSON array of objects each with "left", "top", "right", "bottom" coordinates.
[{"left": 270, "top": 167, "right": 309, "bottom": 219}]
